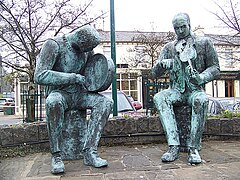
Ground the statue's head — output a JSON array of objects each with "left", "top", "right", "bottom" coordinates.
[
  {"left": 69, "top": 25, "right": 101, "bottom": 52},
  {"left": 172, "top": 13, "right": 191, "bottom": 40}
]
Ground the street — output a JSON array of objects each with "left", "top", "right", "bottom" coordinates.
[{"left": 0, "top": 112, "right": 23, "bottom": 125}]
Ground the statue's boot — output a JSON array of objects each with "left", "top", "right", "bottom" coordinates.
[
  {"left": 188, "top": 148, "right": 202, "bottom": 164},
  {"left": 51, "top": 153, "right": 65, "bottom": 174},
  {"left": 161, "top": 145, "right": 179, "bottom": 162},
  {"left": 83, "top": 149, "right": 108, "bottom": 168}
]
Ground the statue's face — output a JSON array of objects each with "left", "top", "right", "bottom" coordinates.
[{"left": 173, "top": 18, "right": 190, "bottom": 39}]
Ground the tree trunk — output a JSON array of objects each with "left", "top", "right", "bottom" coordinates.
[{"left": 26, "top": 82, "right": 36, "bottom": 122}]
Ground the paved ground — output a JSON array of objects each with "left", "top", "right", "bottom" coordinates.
[
  {"left": 0, "top": 112, "right": 23, "bottom": 125},
  {"left": 1, "top": 140, "right": 240, "bottom": 180}
]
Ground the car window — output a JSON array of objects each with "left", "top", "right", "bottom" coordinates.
[
  {"left": 117, "top": 93, "right": 134, "bottom": 112},
  {"left": 0, "top": 98, "right": 15, "bottom": 104},
  {"left": 0, "top": 99, "right": 6, "bottom": 103},
  {"left": 127, "top": 96, "right": 134, "bottom": 102},
  {"left": 101, "top": 91, "right": 135, "bottom": 112}
]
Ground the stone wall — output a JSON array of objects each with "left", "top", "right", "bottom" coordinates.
[{"left": 0, "top": 116, "right": 240, "bottom": 147}]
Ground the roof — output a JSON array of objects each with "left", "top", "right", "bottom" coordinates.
[
  {"left": 98, "top": 30, "right": 172, "bottom": 43},
  {"left": 98, "top": 30, "right": 240, "bottom": 46}
]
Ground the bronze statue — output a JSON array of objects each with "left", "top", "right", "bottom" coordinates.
[
  {"left": 152, "top": 13, "right": 220, "bottom": 164},
  {"left": 34, "top": 26, "right": 114, "bottom": 174}
]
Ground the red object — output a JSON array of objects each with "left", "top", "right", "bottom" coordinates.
[{"left": 127, "top": 95, "right": 142, "bottom": 110}]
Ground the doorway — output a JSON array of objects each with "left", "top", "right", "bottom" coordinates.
[{"left": 225, "top": 80, "right": 234, "bottom": 97}]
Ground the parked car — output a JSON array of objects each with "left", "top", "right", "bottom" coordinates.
[
  {"left": 0, "top": 98, "right": 15, "bottom": 112},
  {"left": 100, "top": 91, "right": 136, "bottom": 114},
  {"left": 208, "top": 96, "right": 240, "bottom": 115},
  {"left": 233, "top": 101, "right": 240, "bottom": 111},
  {"left": 127, "top": 95, "right": 142, "bottom": 110},
  {"left": 86, "top": 91, "right": 138, "bottom": 119}
]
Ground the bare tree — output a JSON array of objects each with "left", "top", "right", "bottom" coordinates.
[
  {"left": 127, "top": 31, "right": 175, "bottom": 68},
  {"left": 208, "top": 0, "right": 240, "bottom": 63},
  {"left": 126, "top": 30, "right": 175, "bottom": 116},
  {"left": 0, "top": 0, "right": 106, "bottom": 84},
  {"left": 209, "top": 0, "right": 240, "bottom": 35},
  {"left": 0, "top": 0, "right": 106, "bottom": 121}
]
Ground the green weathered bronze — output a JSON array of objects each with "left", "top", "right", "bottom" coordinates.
[
  {"left": 34, "top": 25, "right": 114, "bottom": 174},
  {"left": 152, "top": 13, "right": 220, "bottom": 164},
  {"left": 110, "top": 0, "right": 118, "bottom": 116}
]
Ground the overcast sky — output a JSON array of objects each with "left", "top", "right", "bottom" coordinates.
[{"left": 93, "top": 0, "right": 225, "bottom": 34}]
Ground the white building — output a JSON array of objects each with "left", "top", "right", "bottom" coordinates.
[{"left": 95, "top": 30, "right": 240, "bottom": 108}]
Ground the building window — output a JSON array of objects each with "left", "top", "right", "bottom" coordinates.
[
  {"left": 117, "top": 64, "right": 128, "bottom": 68},
  {"left": 117, "top": 72, "right": 138, "bottom": 100}
]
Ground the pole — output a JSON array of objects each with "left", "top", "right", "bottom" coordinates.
[{"left": 110, "top": 0, "right": 118, "bottom": 116}]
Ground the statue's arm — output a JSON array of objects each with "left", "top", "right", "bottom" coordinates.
[
  {"left": 152, "top": 60, "right": 164, "bottom": 78},
  {"left": 34, "top": 40, "right": 78, "bottom": 86},
  {"left": 152, "top": 45, "right": 170, "bottom": 78},
  {"left": 198, "top": 38, "right": 220, "bottom": 85},
  {"left": 85, "top": 50, "right": 95, "bottom": 63}
]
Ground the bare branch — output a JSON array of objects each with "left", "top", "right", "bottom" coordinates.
[
  {"left": 127, "top": 31, "right": 175, "bottom": 68},
  {"left": 209, "top": 0, "right": 240, "bottom": 34},
  {"left": 0, "top": 1, "right": 31, "bottom": 54},
  {"left": 1, "top": 60, "right": 29, "bottom": 75},
  {"left": 0, "top": 0, "right": 105, "bottom": 84}
]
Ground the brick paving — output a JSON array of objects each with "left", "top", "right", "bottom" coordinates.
[{"left": 1, "top": 140, "right": 240, "bottom": 180}]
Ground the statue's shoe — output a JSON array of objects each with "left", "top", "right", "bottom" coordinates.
[
  {"left": 188, "top": 148, "right": 202, "bottom": 164},
  {"left": 161, "top": 145, "right": 179, "bottom": 162},
  {"left": 51, "top": 155, "right": 65, "bottom": 174},
  {"left": 84, "top": 150, "right": 108, "bottom": 168}
]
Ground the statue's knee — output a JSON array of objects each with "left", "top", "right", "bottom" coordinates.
[
  {"left": 46, "top": 96, "right": 64, "bottom": 110},
  {"left": 153, "top": 94, "right": 159, "bottom": 103},
  {"left": 153, "top": 93, "right": 165, "bottom": 105},
  {"left": 192, "top": 95, "right": 208, "bottom": 114},
  {"left": 193, "top": 96, "right": 208, "bottom": 107}
]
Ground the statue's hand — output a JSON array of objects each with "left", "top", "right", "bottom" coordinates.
[
  {"left": 161, "top": 59, "right": 173, "bottom": 69},
  {"left": 75, "top": 74, "right": 85, "bottom": 84},
  {"left": 185, "top": 66, "right": 204, "bottom": 85},
  {"left": 189, "top": 70, "right": 204, "bottom": 86}
]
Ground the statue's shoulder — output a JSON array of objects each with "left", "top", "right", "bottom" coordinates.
[
  {"left": 42, "top": 37, "right": 61, "bottom": 51},
  {"left": 194, "top": 35, "right": 213, "bottom": 45},
  {"left": 161, "top": 40, "right": 176, "bottom": 52},
  {"left": 163, "top": 40, "right": 176, "bottom": 48}
]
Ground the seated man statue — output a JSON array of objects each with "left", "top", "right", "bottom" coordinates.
[
  {"left": 152, "top": 12, "right": 220, "bottom": 164},
  {"left": 34, "top": 26, "right": 113, "bottom": 174}
]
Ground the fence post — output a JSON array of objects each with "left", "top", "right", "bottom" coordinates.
[{"left": 21, "top": 85, "right": 46, "bottom": 123}]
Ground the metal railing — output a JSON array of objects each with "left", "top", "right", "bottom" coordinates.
[
  {"left": 21, "top": 90, "right": 46, "bottom": 122},
  {"left": 18, "top": 78, "right": 169, "bottom": 122},
  {"left": 145, "top": 80, "right": 170, "bottom": 115}
]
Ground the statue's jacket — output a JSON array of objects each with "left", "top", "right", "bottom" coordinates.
[
  {"left": 152, "top": 35, "right": 220, "bottom": 93},
  {"left": 34, "top": 37, "right": 92, "bottom": 96}
]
